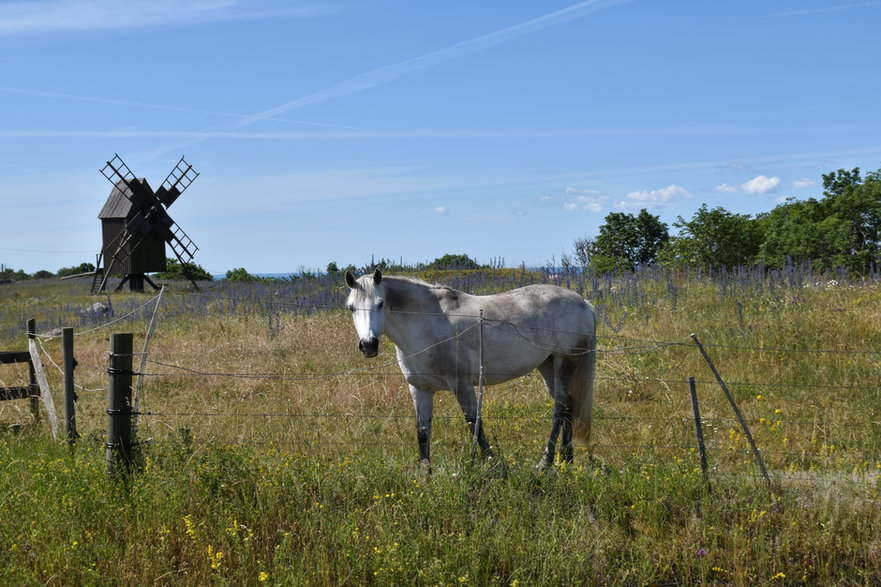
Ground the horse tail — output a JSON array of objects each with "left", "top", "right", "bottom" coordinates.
[{"left": 570, "top": 308, "right": 597, "bottom": 444}]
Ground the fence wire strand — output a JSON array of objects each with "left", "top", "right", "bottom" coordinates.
[{"left": 24, "top": 280, "right": 879, "bottom": 491}]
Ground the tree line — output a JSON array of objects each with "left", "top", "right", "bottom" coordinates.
[
  {"left": 4, "top": 167, "right": 878, "bottom": 283},
  {"left": 0, "top": 254, "right": 491, "bottom": 284},
  {"left": 573, "top": 167, "right": 881, "bottom": 274}
]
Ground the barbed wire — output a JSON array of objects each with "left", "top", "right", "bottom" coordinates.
[
  {"left": 144, "top": 321, "right": 481, "bottom": 382},
  {"left": 24, "top": 284, "right": 878, "bottom": 356},
  {"left": 168, "top": 288, "right": 881, "bottom": 356},
  {"left": 111, "top": 423, "right": 881, "bottom": 469},
  {"left": 33, "top": 291, "right": 164, "bottom": 339},
  {"left": 35, "top": 335, "right": 105, "bottom": 393},
  {"left": 127, "top": 406, "right": 881, "bottom": 432},
  {"left": 126, "top": 362, "right": 881, "bottom": 397},
  {"left": 20, "top": 282, "right": 880, "bottom": 478}
]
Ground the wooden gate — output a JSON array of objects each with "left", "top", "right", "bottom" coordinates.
[{"left": 0, "top": 350, "right": 40, "bottom": 421}]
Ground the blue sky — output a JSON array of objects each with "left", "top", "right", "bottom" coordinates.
[{"left": 2, "top": 0, "right": 880, "bottom": 275}]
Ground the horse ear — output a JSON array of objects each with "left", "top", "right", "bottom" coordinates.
[
  {"left": 345, "top": 271, "right": 357, "bottom": 289},
  {"left": 373, "top": 269, "right": 382, "bottom": 286}
]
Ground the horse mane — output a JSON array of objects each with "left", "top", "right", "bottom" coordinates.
[{"left": 382, "top": 275, "right": 463, "bottom": 311}]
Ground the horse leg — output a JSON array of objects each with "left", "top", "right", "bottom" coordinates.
[
  {"left": 452, "top": 380, "right": 493, "bottom": 459},
  {"left": 559, "top": 399, "right": 575, "bottom": 464},
  {"left": 409, "top": 385, "right": 434, "bottom": 473},
  {"left": 538, "top": 356, "right": 574, "bottom": 467}
]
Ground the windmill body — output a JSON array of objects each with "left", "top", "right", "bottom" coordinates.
[{"left": 92, "top": 154, "right": 200, "bottom": 294}]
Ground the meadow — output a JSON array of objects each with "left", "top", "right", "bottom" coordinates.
[{"left": 1, "top": 266, "right": 880, "bottom": 585}]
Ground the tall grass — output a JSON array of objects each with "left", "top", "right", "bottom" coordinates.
[{"left": 1, "top": 267, "right": 880, "bottom": 584}]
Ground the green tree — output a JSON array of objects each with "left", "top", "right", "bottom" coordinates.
[
  {"left": 225, "top": 267, "right": 258, "bottom": 282},
  {"left": 756, "top": 197, "right": 853, "bottom": 269},
  {"left": 0, "top": 266, "right": 29, "bottom": 281},
  {"left": 822, "top": 167, "right": 862, "bottom": 197},
  {"left": 155, "top": 258, "right": 213, "bottom": 281},
  {"left": 660, "top": 205, "right": 763, "bottom": 270},
  {"left": 426, "top": 254, "right": 481, "bottom": 270},
  {"left": 757, "top": 167, "right": 881, "bottom": 271},
  {"left": 823, "top": 168, "right": 881, "bottom": 271},
  {"left": 574, "top": 209, "right": 668, "bottom": 273}
]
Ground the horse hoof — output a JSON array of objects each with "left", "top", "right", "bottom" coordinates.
[{"left": 534, "top": 459, "right": 553, "bottom": 472}]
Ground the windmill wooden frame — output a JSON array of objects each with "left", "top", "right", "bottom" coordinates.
[{"left": 93, "top": 154, "right": 200, "bottom": 294}]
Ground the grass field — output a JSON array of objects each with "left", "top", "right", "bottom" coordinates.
[{"left": 1, "top": 268, "right": 880, "bottom": 584}]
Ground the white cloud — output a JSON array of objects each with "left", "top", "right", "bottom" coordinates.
[
  {"left": 575, "top": 196, "right": 603, "bottom": 212},
  {"left": 433, "top": 206, "right": 448, "bottom": 215},
  {"left": 715, "top": 183, "right": 738, "bottom": 193},
  {"left": 792, "top": 177, "right": 815, "bottom": 189},
  {"left": 618, "top": 184, "right": 691, "bottom": 208},
  {"left": 561, "top": 188, "right": 607, "bottom": 212},
  {"left": 741, "top": 175, "right": 781, "bottom": 194}
]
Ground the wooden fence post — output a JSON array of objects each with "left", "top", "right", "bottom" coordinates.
[
  {"left": 106, "top": 333, "right": 134, "bottom": 477},
  {"left": 26, "top": 319, "right": 40, "bottom": 422},
  {"left": 27, "top": 319, "right": 58, "bottom": 438},
  {"left": 688, "top": 376, "right": 711, "bottom": 493},
  {"left": 63, "top": 327, "right": 78, "bottom": 446},
  {"left": 691, "top": 334, "right": 771, "bottom": 490}
]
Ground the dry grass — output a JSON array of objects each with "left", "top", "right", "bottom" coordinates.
[{"left": 1, "top": 272, "right": 880, "bottom": 584}]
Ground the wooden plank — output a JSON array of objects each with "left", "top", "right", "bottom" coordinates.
[
  {"left": 0, "top": 386, "right": 34, "bottom": 401},
  {"left": 0, "top": 351, "right": 31, "bottom": 364},
  {"left": 60, "top": 270, "right": 98, "bottom": 280},
  {"left": 28, "top": 337, "right": 58, "bottom": 439}
]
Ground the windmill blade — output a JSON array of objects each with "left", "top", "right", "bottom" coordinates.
[
  {"left": 166, "top": 222, "right": 199, "bottom": 265},
  {"left": 155, "top": 156, "right": 199, "bottom": 208},
  {"left": 100, "top": 153, "right": 136, "bottom": 185},
  {"left": 101, "top": 154, "right": 160, "bottom": 215}
]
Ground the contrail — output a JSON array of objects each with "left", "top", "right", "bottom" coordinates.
[
  {"left": 146, "top": 0, "right": 630, "bottom": 158},
  {"left": 231, "top": 0, "right": 629, "bottom": 129},
  {"left": 0, "top": 85, "right": 366, "bottom": 131}
]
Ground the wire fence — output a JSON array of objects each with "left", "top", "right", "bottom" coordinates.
[{"left": 10, "top": 285, "right": 881, "bottom": 497}]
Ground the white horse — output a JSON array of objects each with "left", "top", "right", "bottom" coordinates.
[{"left": 345, "top": 270, "right": 597, "bottom": 470}]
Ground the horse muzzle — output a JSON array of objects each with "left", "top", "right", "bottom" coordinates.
[{"left": 358, "top": 337, "right": 379, "bottom": 358}]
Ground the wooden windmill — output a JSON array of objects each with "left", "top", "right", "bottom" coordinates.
[{"left": 92, "top": 154, "right": 200, "bottom": 294}]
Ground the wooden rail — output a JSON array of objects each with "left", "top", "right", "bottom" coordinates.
[{"left": 0, "top": 350, "right": 39, "bottom": 414}]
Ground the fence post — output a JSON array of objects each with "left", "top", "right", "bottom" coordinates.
[
  {"left": 27, "top": 318, "right": 58, "bottom": 438},
  {"left": 134, "top": 285, "right": 163, "bottom": 416},
  {"left": 106, "top": 333, "right": 134, "bottom": 477},
  {"left": 472, "top": 310, "right": 485, "bottom": 461},
  {"left": 688, "top": 376, "right": 711, "bottom": 493},
  {"left": 691, "top": 334, "right": 771, "bottom": 490},
  {"left": 63, "top": 327, "right": 78, "bottom": 446},
  {"left": 26, "top": 319, "right": 40, "bottom": 422}
]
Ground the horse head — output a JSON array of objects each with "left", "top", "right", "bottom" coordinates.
[{"left": 345, "top": 269, "right": 384, "bottom": 358}]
